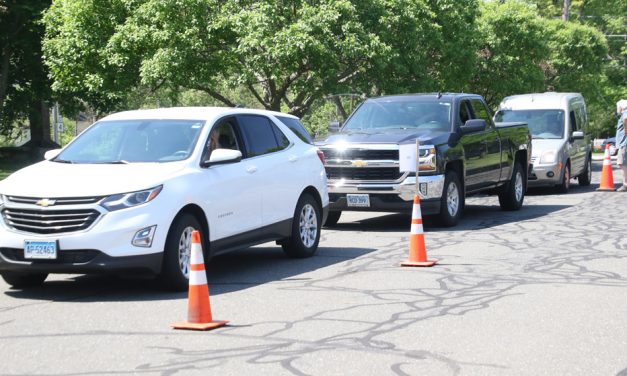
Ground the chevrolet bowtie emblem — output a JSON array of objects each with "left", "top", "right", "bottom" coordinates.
[
  {"left": 351, "top": 160, "right": 368, "bottom": 167},
  {"left": 35, "top": 198, "right": 56, "bottom": 207}
]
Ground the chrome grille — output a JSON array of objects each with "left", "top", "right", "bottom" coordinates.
[
  {"left": 322, "top": 149, "right": 398, "bottom": 160},
  {"left": 6, "top": 196, "right": 104, "bottom": 205},
  {"left": 326, "top": 167, "right": 404, "bottom": 181},
  {"left": 1, "top": 208, "right": 101, "bottom": 234}
]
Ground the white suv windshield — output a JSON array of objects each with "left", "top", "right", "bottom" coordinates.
[
  {"left": 56, "top": 119, "right": 205, "bottom": 163},
  {"left": 344, "top": 99, "right": 452, "bottom": 131},
  {"left": 495, "top": 109, "right": 565, "bottom": 139}
]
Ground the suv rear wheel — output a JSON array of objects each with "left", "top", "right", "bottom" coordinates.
[
  {"left": 282, "top": 193, "right": 321, "bottom": 258},
  {"left": 324, "top": 211, "right": 341, "bottom": 227}
]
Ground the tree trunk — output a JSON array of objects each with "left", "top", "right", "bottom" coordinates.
[
  {"left": 28, "top": 100, "right": 54, "bottom": 149},
  {"left": 0, "top": 47, "right": 10, "bottom": 111},
  {"left": 562, "top": 0, "right": 570, "bottom": 21}
]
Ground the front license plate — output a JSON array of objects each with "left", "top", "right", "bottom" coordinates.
[
  {"left": 347, "top": 194, "right": 370, "bottom": 207},
  {"left": 24, "top": 240, "right": 57, "bottom": 260}
]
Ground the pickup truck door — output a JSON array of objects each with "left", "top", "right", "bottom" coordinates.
[{"left": 459, "top": 99, "right": 502, "bottom": 191}]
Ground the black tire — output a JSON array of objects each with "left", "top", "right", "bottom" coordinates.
[
  {"left": 499, "top": 161, "right": 526, "bottom": 211},
  {"left": 1, "top": 272, "right": 47, "bottom": 288},
  {"left": 160, "top": 213, "right": 205, "bottom": 292},
  {"left": 578, "top": 155, "right": 592, "bottom": 186},
  {"left": 437, "top": 171, "right": 463, "bottom": 227},
  {"left": 324, "top": 211, "right": 341, "bottom": 227},
  {"left": 555, "top": 161, "right": 570, "bottom": 194},
  {"left": 282, "top": 194, "right": 322, "bottom": 258}
]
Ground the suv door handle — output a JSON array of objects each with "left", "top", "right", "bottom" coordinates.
[
  {"left": 289, "top": 156, "right": 299, "bottom": 163},
  {"left": 246, "top": 166, "right": 258, "bottom": 174}
]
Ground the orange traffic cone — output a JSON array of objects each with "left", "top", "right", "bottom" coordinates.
[
  {"left": 597, "top": 144, "right": 616, "bottom": 191},
  {"left": 171, "top": 230, "right": 228, "bottom": 331},
  {"left": 401, "top": 194, "right": 437, "bottom": 267}
]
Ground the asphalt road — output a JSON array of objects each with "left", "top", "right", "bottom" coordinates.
[{"left": 1, "top": 160, "right": 627, "bottom": 375}]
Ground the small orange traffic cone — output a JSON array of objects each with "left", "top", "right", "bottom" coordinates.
[
  {"left": 171, "top": 230, "right": 228, "bottom": 331},
  {"left": 401, "top": 194, "right": 437, "bottom": 267},
  {"left": 597, "top": 144, "right": 616, "bottom": 191}
]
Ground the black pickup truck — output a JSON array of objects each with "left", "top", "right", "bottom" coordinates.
[{"left": 316, "top": 93, "right": 531, "bottom": 226}]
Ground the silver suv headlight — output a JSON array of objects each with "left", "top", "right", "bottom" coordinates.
[
  {"left": 540, "top": 150, "right": 557, "bottom": 164},
  {"left": 419, "top": 146, "right": 437, "bottom": 172},
  {"left": 100, "top": 185, "right": 163, "bottom": 211}
]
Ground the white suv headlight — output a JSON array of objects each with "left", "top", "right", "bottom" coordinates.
[
  {"left": 540, "top": 150, "right": 557, "bottom": 164},
  {"left": 100, "top": 185, "right": 163, "bottom": 211}
]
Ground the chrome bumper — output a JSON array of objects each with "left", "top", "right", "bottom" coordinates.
[{"left": 328, "top": 174, "right": 445, "bottom": 201}]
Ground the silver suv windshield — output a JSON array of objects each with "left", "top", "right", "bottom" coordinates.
[
  {"left": 55, "top": 119, "right": 205, "bottom": 163},
  {"left": 343, "top": 99, "right": 453, "bottom": 131},
  {"left": 495, "top": 109, "right": 565, "bottom": 139}
]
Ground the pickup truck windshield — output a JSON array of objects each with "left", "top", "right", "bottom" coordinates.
[
  {"left": 343, "top": 99, "right": 452, "bottom": 131},
  {"left": 495, "top": 109, "right": 564, "bottom": 139},
  {"left": 56, "top": 119, "right": 205, "bottom": 163}
]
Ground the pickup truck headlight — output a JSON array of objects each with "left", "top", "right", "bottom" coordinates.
[
  {"left": 540, "top": 150, "right": 557, "bottom": 164},
  {"left": 418, "top": 146, "right": 437, "bottom": 172},
  {"left": 100, "top": 185, "right": 163, "bottom": 211}
]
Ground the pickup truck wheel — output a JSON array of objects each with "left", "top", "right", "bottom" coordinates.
[
  {"left": 282, "top": 194, "right": 321, "bottom": 258},
  {"left": 555, "top": 162, "right": 570, "bottom": 193},
  {"left": 437, "top": 171, "right": 463, "bottom": 227},
  {"left": 578, "top": 156, "right": 592, "bottom": 186},
  {"left": 160, "top": 213, "right": 204, "bottom": 291},
  {"left": 324, "top": 211, "right": 341, "bottom": 227},
  {"left": 498, "top": 162, "right": 525, "bottom": 211},
  {"left": 1, "top": 272, "right": 47, "bottom": 288}
]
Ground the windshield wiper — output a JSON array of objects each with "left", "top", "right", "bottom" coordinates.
[
  {"left": 52, "top": 159, "right": 73, "bottom": 164},
  {"left": 103, "top": 160, "right": 130, "bottom": 164}
]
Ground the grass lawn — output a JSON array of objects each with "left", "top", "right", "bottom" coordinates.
[{"left": 0, "top": 159, "right": 31, "bottom": 181}]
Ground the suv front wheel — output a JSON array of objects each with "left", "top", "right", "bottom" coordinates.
[{"left": 160, "top": 213, "right": 205, "bottom": 291}]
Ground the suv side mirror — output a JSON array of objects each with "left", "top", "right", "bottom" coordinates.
[
  {"left": 572, "top": 131, "right": 584, "bottom": 140},
  {"left": 328, "top": 121, "right": 341, "bottom": 132},
  {"left": 460, "top": 119, "right": 486, "bottom": 134},
  {"left": 201, "top": 149, "right": 242, "bottom": 168},
  {"left": 44, "top": 149, "right": 62, "bottom": 160}
]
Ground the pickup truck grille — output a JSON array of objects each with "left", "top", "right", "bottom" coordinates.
[
  {"left": 326, "top": 167, "right": 404, "bottom": 181},
  {"left": 1, "top": 208, "right": 101, "bottom": 234},
  {"left": 323, "top": 149, "right": 399, "bottom": 160}
]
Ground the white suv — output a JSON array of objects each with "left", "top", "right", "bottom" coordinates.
[{"left": 0, "top": 107, "right": 329, "bottom": 290}]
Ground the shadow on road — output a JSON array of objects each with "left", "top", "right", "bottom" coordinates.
[{"left": 3, "top": 246, "right": 375, "bottom": 301}]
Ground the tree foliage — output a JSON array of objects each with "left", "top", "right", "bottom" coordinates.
[
  {"left": 0, "top": 0, "right": 53, "bottom": 142},
  {"left": 44, "top": 0, "right": 480, "bottom": 118}
]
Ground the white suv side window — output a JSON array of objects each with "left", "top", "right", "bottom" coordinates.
[{"left": 237, "top": 115, "right": 290, "bottom": 158}]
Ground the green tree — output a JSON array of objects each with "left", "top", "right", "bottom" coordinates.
[
  {"left": 44, "top": 0, "right": 480, "bottom": 119},
  {"left": 469, "top": 1, "right": 549, "bottom": 107},
  {"left": 0, "top": 0, "right": 56, "bottom": 149}
]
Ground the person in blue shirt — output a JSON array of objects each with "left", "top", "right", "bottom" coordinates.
[{"left": 616, "top": 100, "right": 627, "bottom": 192}]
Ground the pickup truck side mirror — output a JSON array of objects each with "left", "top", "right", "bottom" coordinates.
[
  {"left": 460, "top": 119, "right": 486, "bottom": 134},
  {"left": 571, "top": 131, "right": 584, "bottom": 140},
  {"left": 328, "top": 121, "right": 341, "bottom": 132},
  {"left": 201, "top": 149, "right": 242, "bottom": 168}
]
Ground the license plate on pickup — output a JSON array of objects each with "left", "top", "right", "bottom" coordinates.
[
  {"left": 24, "top": 240, "right": 57, "bottom": 260},
  {"left": 347, "top": 194, "right": 370, "bottom": 207}
]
